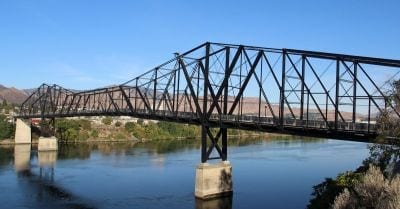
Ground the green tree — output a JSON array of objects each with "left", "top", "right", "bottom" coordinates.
[
  {"left": 307, "top": 172, "right": 362, "bottom": 209},
  {"left": 55, "top": 119, "right": 81, "bottom": 142},
  {"left": 124, "top": 122, "right": 135, "bottom": 132},
  {"left": 102, "top": 117, "right": 113, "bottom": 125},
  {"left": 0, "top": 114, "right": 14, "bottom": 140},
  {"left": 65, "top": 128, "right": 78, "bottom": 141}
]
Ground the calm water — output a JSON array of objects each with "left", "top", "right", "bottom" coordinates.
[{"left": 0, "top": 137, "right": 370, "bottom": 209}]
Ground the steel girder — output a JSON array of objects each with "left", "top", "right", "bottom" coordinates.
[{"left": 18, "top": 42, "right": 400, "bottom": 162}]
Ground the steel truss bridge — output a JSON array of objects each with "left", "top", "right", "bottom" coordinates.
[{"left": 17, "top": 42, "right": 400, "bottom": 162}]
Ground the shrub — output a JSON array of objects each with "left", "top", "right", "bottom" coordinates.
[
  {"left": 78, "top": 119, "right": 91, "bottom": 130},
  {"left": 115, "top": 132, "right": 126, "bottom": 140},
  {"left": 124, "top": 122, "right": 135, "bottom": 132},
  {"left": 332, "top": 165, "right": 400, "bottom": 209},
  {"left": 0, "top": 114, "right": 14, "bottom": 140},
  {"left": 101, "top": 117, "right": 113, "bottom": 125},
  {"left": 78, "top": 131, "right": 90, "bottom": 141},
  {"left": 115, "top": 121, "right": 122, "bottom": 127},
  {"left": 91, "top": 130, "right": 99, "bottom": 138}
]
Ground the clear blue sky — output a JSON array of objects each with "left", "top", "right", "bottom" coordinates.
[{"left": 1, "top": 0, "right": 399, "bottom": 90}]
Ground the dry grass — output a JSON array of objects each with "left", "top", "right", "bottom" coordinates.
[{"left": 332, "top": 165, "right": 400, "bottom": 209}]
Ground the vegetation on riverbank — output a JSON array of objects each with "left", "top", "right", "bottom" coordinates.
[
  {"left": 53, "top": 117, "right": 265, "bottom": 143},
  {"left": 308, "top": 80, "right": 400, "bottom": 209},
  {"left": 0, "top": 114, "right": 14, "bottom": 140},
  {"left": 54, "top": 118, "right": 200, "bottom": 142}
]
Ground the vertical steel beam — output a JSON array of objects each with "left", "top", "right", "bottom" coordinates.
[
  {"left": 197, "top": 65, "right": 200, "bottom": 114},
  {"left": 201, "top": 43, "right": 210, "bottom": 163},
  {"left": 172, "top": 69, "right": 176, "bottom": 113},
  {"left": 153, "top": 68, "right": 158, "bottom": 113},
  {"left": 222, "top": 47, "right": 230, "bottom": 161},
  {"left": 300, "top": 55, "right": 306, "bottom": 121},
  {"left": 306, "top": 93, "right": 310, "bottom": 127},
  {"left": 280, "top": 49, "right": 287, "bottom": 128},
  {"left": 258, "top": 56, "right": 262, "bottom": 120},
  {"left": 352, "top": 62, "right": 358, "bottom": 125},
  {"left": 176, "top": 67, "right": 181, "bottom": 115},
  {"left": 368, "top": 98, "right": 371, "bottom": 134},
  {"left": 335, "top": 59, "right": 340, "bottom": 130},
  {"left": 134, "top": 78, "right": 138, "bottom": 111}
]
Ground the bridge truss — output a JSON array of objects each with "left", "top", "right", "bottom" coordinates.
[{"left": 18, "top": 42, "right": 400, "bottom": 162}]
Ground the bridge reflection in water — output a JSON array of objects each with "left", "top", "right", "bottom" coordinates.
[
  {"left": 13, "top": 145, "right": 96, "bottom": 209},
  {"left": 1, "top": 137, "right": 369, "bottom": 209},
  {"left": 12, "top": 143, "right": 236, "bottom": 209}
]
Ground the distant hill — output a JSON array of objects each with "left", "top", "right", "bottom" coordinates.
[{"left": 0, "top": 85, "right": 29, "bottom": 104}]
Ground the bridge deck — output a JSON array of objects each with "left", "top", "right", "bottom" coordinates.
[{"left": 18, "top": 108, "right": 377, "bottom": 142}]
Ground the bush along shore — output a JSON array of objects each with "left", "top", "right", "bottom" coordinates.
[{"left": 55, "top": 117, "right": 274, "bottom": 143}]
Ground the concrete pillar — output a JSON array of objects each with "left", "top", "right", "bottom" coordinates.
[
  {"left": 15, "top": 119, "right": 31, "bottom": 144},
  {"left": 38, "top": 136, "right": 58, "bottom": 151},
  {"left": 195, "top": 161, "right": 233, "bottom": 199},
  {"left": 14, "top": 144, "right": 31, "bottom": 172}
]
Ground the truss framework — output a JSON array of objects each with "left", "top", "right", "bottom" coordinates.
[{"left": 18, "top": 42, "right": 400, "bottom": 162}]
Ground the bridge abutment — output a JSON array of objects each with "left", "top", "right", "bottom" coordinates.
[
  {"left": 195, "top": 161, "right": 233, "bottom": 199},
  {"left": 15, "top": 119, "right": 31, "bottom": 144}
]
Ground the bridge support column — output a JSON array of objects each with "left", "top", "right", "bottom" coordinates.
[
  {"left": 38, "top": 136, "right": 58, "bottom": 151},
  {"left": 37, "top": 118, "right": 58, "bottom": 151},
  {"left": 195, "top": 161, "right": 232, "bottom": 199},
  {"left": 15, "top": 119, "right": 31, "bottom": 144},
  {"left": 195, "top": 125, "right": 232, "bottom": 199}
]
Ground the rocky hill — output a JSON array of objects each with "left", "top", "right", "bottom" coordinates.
[{"left": 0, "top": 84, "right": 29, "bottom": 104}]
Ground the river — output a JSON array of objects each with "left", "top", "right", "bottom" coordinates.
[{"left": 0, "top": 136, "right": 370, "bottom": 209}]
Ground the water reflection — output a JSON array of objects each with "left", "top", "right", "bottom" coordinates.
[
  {"left": 38, "top": 151, "right": 57, "bottom": 182},
  {"left": 54, "top": 136, "right": 323, "bottom": 159},
  {"left": 0, "top": 136, "right": 368, "bottom": 209},
  {"left": 17, "top": 168, "right": 95, "bottom": 209},
  {"left": 38, "top": 151, "right": 57, "bottom": 167},
  {"left": 12, "top": 145, "right": 95, "bottom": 209},
  {"left": 58, "top": 143, "right": 91, "bottom": 160},
  {"left": 14, "top": 144, "right": 31, "bottom": 172}
]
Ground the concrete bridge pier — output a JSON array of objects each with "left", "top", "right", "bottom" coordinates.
[
  {"left": 38, "top": 118, "right": 58, "bottom": 151},
  {"left": 195, "top": 125, "right": 232, "bottom": 199},
  {"left": 15, "top": 118, "right": 58, "bottom": 150},
  {"left": 195, "top": 161, "right": 233, "bottom": 199},
  {"left": 38, "top": 136, "right": 58, "bottom": 151},
  {"left": 15, "top": 119, "right": 32, "bottom": 144}
]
